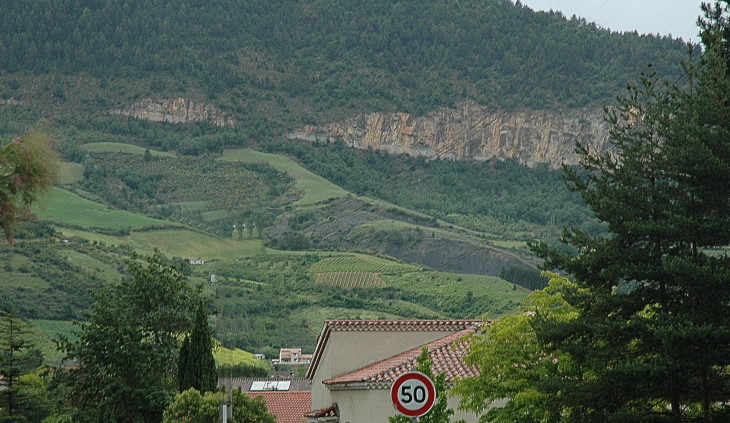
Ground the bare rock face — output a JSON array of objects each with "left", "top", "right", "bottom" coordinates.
[
  {"left": 110, "top": 98, "right": 236, "bottom": 127},
  {"left": 287, "top": 101, "right": 611, "bottom": 168}
]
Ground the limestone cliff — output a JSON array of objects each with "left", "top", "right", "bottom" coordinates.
[
  {"left": 287, "top": 101, "right": 611, "bottom": 168},
  {"left": 110, "top": 98, "right": 236, "bottom": 127}
]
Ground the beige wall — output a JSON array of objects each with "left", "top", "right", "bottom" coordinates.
[
  {"left": 311, "top": 329, "right": 457, "bottom": 409},
  {"left": 329, "top": 388, "right": 478, "bottom": 423}
]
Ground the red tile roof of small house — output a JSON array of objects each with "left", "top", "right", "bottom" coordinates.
[
  {"left": 246, "top": 391, "right": 311, "bottom": 423},
  {"left": 322, "top": 328, "right": 479, "bottom": 389},
  {"left": 306, "top": 319, "right": 482, "bottom": 380}
]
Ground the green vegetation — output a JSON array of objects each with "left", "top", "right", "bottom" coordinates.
[
  {"left": 35, "top": 188, "right": 176, "bottom": 229},
  {"left": 0, "top": 0, "right": 687, "bottom": 127},
  {"left": 56, "top": 251, "right": 206, "bottom": 423},
  {"left": 0, "top": 131, "right": 58, "bottom": 242},
  {"left": 221, "top": 149, "right": 348, "bottom": 206},
  {"left": 459, "top": 5, "right": 730, "bottom": 420}
]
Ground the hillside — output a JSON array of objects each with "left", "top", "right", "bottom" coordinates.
[
  {"left": 0, "top": 0, "right": 698, "bottom": 359},
  {"left": 1, "top": 0, "right": 688, "bottom": 129}
]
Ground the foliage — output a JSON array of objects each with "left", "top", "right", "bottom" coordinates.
[
  {"left": 162, "top": 389, "right": 220, "bottom": 423},
  {"left": 390, "top": 347, "right": 464, "bottom": 423},
  {"left": 216, "top": 363, "right": 268, "bottom": 379},
  {"left": 0, "top": 0, "right": 688, "bottom": 120},
  {"left": 163, "top": 388, "right": 275, "bottom": 423},
  {"left": 520, "top": 4, "right": 730, "bottom": 421},
  {"left": 178, "top": 301, "right": 217, "bottom": 394},
  {"left": 266, "top": 138, "right": 598, "bottom": 236},
  {"left": 57, "top": 250, "right": 203, "bottom": 423},
  {"left": 453, "top": 273, "right": 582, "bottom": 423},
  {"left": 0, "top": 312, "right": 50, "bottom": 423},
  {"left": 0, "top": 131, "right": 57, "bottom": 243},
  {"left": 77, "top": 152, "right": 292, "bottom": 234}
]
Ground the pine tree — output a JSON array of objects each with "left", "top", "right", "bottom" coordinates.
[
  {"left": 0, "top": 312, "right": 38, "bottom": 423},
  {"left": 527, "top": 3, "right": 730, "bottom": 421},
  {"left": 178, "top": 301, "right": 217, "bottom": 394}
]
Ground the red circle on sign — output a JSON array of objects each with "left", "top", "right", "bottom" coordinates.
[{"left": 390, "top": 371, "right": 436, "bottom": 418}]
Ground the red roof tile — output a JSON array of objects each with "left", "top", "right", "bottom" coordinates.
[
  {"left": 322, "top": 328, "right": 479, "bottom": 387},
  {"left": 306, "top": 319, "right": 482, "bottom": 380},
  {"left": 246, "top": 391, "right": 311, "bottom": 423}
]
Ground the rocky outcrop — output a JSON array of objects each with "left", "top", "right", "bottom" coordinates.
[
  {"left": 0, "top": 98, "right": 23, "bottom": 107},
  {"left": 287, "top": 101, "right": 612, "bottom": 168},
  {"left": 110, "top": 98, "right": 236, "bottom": 127}
]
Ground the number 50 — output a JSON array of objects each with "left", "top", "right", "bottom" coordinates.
[{"left": 401, "top": 385, "right": 427, "bottom": 404}]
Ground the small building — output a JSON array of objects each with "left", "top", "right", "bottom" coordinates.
[
  {"left": 273, "top": 347, "right": 313, "bottom": 365},
  {"left": 305, "top": 319, "right": 483, "bottom": 423},
  {"left": 189, "top": 258, "right": 205, "bottom": 265}
]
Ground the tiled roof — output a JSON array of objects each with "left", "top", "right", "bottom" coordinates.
[
  {"left": 247, "top": 391, "right": 311, "bottom": 423},
  {"left": 306, "top": 319, "right": 482, "bottom": 380},
  {"left": 322, "top": 328, "right": 479, "bottom": 388}
]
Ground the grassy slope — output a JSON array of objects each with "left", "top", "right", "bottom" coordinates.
[
  {"left": 34, "top": 188, "right": 176, "bottom": 229},
  {"left": 220, "top": 149, "right": 349, "bottom": 206}
]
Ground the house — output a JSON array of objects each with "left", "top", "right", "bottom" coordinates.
[
  {"left": 220, "top": 377, "right": 312, "bottom": 423},
  {"left": 188, "top": 258, "right": 205, "bottom": 265},
  {"left": 305, "top": 320, "right": 483, "bottom": 423},
  {"left": 273, "top": 347, "right": 314, "bottom": 365}
]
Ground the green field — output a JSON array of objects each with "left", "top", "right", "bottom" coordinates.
[
  {"left": 309, "top": 254, "right": 423, "bottom": 274},
  {"left": 214, "top": 345, "right": 270, "bottom": 368},
  {"left": 221, "top": 149, "right": 349, "bottom": 206},
  {"left": 34, "top": 188, "right": 177, "bottom": 229},
  {"left": 81, "top": 142, "right": 175, "bottom": 157},
  {"left": 125, "top": 229, "right": 271, "bottom": 259},
  {"left": 58, "top": 162, "right": 84, "bottom": 184},
  {"left": 315, "top": 272, "right": 386, "bottom": 288},
  {"left": 30, "top": 320, "right": 78, "bottom": 365}
]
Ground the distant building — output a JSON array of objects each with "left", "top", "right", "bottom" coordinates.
[
  {"left": 272, "top": 347, "right": 313, "bottom": 365},
  {"left": 189, "top": 258, "right": 205, "bottom": 265},
  {"left": 254, "top": 353, "right": 266, "bottom": 360}
]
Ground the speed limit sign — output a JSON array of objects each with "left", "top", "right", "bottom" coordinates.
[{"left": 390, "top": 371, "right": 436, "bottom": 418}]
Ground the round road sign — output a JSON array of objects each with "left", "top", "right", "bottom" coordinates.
[{"left": 390, "top": 371, "right": 436, "bottom": 418}]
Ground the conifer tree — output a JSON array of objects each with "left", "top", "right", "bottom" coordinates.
[
  {"left": 0, "top": 312, "right": 38, "bottom": 423},
  {"left": 525, "top": 2, "right": 730, "bottom": 421},
  {"left": 178, "top": 301, "right": 217, "bottom": 394}
]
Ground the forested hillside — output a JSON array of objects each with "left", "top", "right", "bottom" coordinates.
[{"left": 1, "top": 0, "right": 689, "bottom": 128}]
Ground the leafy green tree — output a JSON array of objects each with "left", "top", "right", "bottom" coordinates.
[
  {"left": 0, "top": 131, "right": 57, "bottom": 243},
  {"left": 453, "top": 273, "right": 583, "bottom": 423},
  {"left": 522, "top": 3, "right": 730, "bottom": 421},
  {"left": 58, "top": 250, "right": 202, "bottom": 423},
  {"left": 0, "top": 312, "right": 42, "bottom": 423},
  {"left": 163, "top": 388, "right": 275, "bottom": 423},
  {"left": 178, "top": 301, "right": 217, "bottom": 393},
  {"left": 390, "top": 346, "right": 464, "bottom": 423}
]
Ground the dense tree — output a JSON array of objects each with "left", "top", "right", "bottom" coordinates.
[
  {"left": 0, "top": 312, "right": 41, "bottom": 423},
  {"left": 58, "top": 250, "right": 202, "bottom": 423},
  {"left": 0, "top": 131, "right": 57, "bottom": 243},
  {"left": 515, "top": 3, "right": 730, "bottom": 421},
  {"left": 178, "top": 301, "right": 217, "bottom": 394},
  {"left": 453, "top": 273, "right": 582, "bottom": 423},
  {"left": 163, "top": 388, "right": 275, "bottom": 423}
]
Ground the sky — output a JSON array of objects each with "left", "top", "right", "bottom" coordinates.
[{"left": 518, "top": 0, "right": 705, "bottom": 43}]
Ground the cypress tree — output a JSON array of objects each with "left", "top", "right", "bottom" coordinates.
[{"left": 178, "top": 301, "right": 217, "bottom": 393}]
